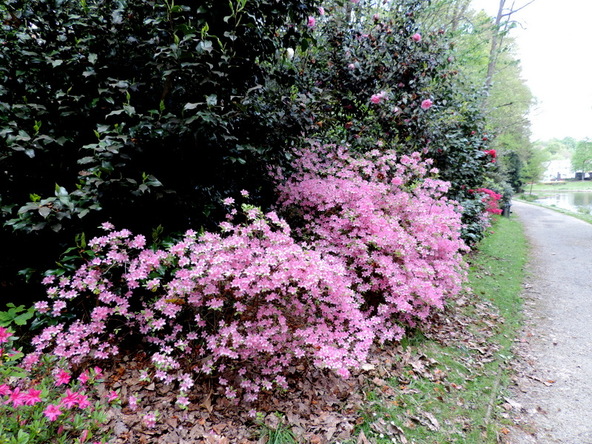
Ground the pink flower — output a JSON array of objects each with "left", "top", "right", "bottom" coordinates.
[
  {"left": 420, "top": 99, "right": 433, "bottom": 110},
  {"left": 78, "top": 371, "right": 90, "bottom": 384},
  {"left": 60, "top": 389, "right": 80, "bottom": 409},
  {"left": 100, "top": 222, "right": 114, "bottom": 231},
  {"left": 43, "top": 404, "right": 62, "bottom": 421},
  {"left": 93, "top": 367, "right": 103, "bottom": 379},
  {"left": 318, "top": 6, "right": 325, "bottom": 15},
  {"left": 351, "top": 0, "right": 359, "bottom": 3},
  {"left": 348, "top": 63, "right": 355, "bottom": 70},
  {"left": 55, "top": 369, "right": 71, "bottom": 386},
  {"left": 23, "top": 388, "right": 43, "bottom": 406},
  {"left": 77, "top": 394, "right": 91, "bottom": 409},
  {"left": 143, "top": 412, "right": 157, "bottom": 428},
  {"left": 8, "top": 388, "right": 27, "bottom": 407},
  {"left": 412, "top": 33, "right": 422, "bottom": 42},
  {"left": 0, "top": 384, "right": 11, "bottom": 396},
  {"left": 370, "top": 91, "right": 388, "bottom": 104},
  {"left": 0, "top": 327, "right": 12, "bottom": 344},
  {"left": 108, "top": 390, "right": 119, "bottom": 402},
  {"left": 307, "top": 16, "right": 316, "bottom": 28},
  {"left": 128, "top": 395, "right": 138, "bottom": 411}
]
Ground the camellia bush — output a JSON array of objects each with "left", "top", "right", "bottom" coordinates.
[
  {"left": 291, "top": 0, "right": 496, "bottom": 244},
  {"left": 275, "top": 143, "right": 468, "bottom": 343},
  {"left": 0, "top": 0, "right": 319, "bottom": 304}
]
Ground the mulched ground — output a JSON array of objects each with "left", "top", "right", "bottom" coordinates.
[{"left": 95, "top": 288, "right": 504, "bottom": 444}]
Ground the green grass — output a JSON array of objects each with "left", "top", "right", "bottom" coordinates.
[
  {"left": 526, "top": 180, "right": 592, "bottom": 192},
  {"left": 356, "top": 215, "right": 529, "bottom": 443}
]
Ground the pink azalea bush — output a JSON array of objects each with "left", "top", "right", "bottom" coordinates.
[
  {"left": 28, "top": 208, "right": 374, "bottom": 402},
  {"left": 274, "top": 143, "right": 468, "bottom": 342}
]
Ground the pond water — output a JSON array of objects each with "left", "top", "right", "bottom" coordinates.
[{"left": 533, "top": 192, "right": 592, "bottom": 214}]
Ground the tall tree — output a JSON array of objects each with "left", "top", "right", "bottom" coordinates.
[{"left": 571, "top": 139, "right": 592, "bottom": 178}]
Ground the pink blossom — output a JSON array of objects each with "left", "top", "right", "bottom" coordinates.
[
  {"left": 0, "top": 327, "right": 12, "bottom": 344},
  {"left": 351, "top": 0, "right": 359, "bottom": 3},
  {"left": 420, "top": 99, "right": 433, "bottom": 110},
  {"left": 108, "top": 390, "right": 119, "bottom": 402},
  {"left": 55, "top": 369, "right": 71, "bottom": 386},
  {"left": 8, "top": 388, "right": 27, "bottom": 407},
  {"left": 93, "top": 366, "right": 104, "bottom": 378},
  {"left": 60, "top": 389, "right": 81, "bottom": 409},
  {"left": 100, "top": 222, "right": 114, "bottom": 231},
  {"left": 143, "top": 412, "right": 157, "bottom": 428},
  {"left": 34, "top": 301, "right": 50, "bottom": 313},
  {"left": 370, "top": 91, "right": 388, "bottom": 104},
  {"left": 128, "top": 395, "right": 138, "bottom": 411},
  {"left": 23, "top": 388, "right": 43, "bottom": 406},
  {"left": 78, "top": 371, "right": 90, "bottom": 384},
  {"left": 307, "top": 16, "right": 316, "bottom": 28},
  {"left": 412, "top": 33, "right": 422, "bottom": 42},
  {"left": 318, "top": 6, "right": 325, "bottom": 15},
  {"left": 43, "top": 404, "right": 62, "bottom": 421},
  {"left": 0, "top": 384, "right": 11, "bottom": 396},
  {"left": 77, "top": 394, "right": 91, "bottom": 409}
]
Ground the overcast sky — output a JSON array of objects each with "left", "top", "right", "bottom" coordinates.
[{"left": 470, "top": 0, "right": 592, "bottom": 142}]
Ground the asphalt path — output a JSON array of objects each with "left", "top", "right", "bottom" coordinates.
[{"left": 507, "top": 200, "right": 592, "bottom": 443}]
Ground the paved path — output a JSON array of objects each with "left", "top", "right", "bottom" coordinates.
[{"left": 507, "top": 201, "right": 592, "bottom": 443}]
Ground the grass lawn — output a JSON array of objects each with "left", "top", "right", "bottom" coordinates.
[
  {"left": 355, "top": 215, "right": 528, "bottom": 443},
  {"left": 526, "top": 180, "right": 592, "bottom": 192}
]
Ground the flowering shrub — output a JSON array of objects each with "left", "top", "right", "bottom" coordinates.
[
  {"left": 0, "top": 326, "right": 111, "bottom": 443},
  {"left": 474, "top": 188, "right": 503, "bottom": 215},
  {"left": 28, "top": 208, "right": 373, "bottom": 402},
  {"left": 275, "top": 143, "right": 468, "bottom": 342}
]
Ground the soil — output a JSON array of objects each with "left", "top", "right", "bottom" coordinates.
[{"left": 505, "top": 201, "right": 592, "bottom": 443}]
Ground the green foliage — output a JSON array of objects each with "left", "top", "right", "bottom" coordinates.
[
  {"left": 257, "top": 413, "right": 297, "bottom": 444},
  {"left": 0, "top": 303, "right": 34, "bottom": 328},
  {"left": 0, "top": 0, "right": 318, "bottom": 303},
  {"left": 571, "top": 139, "right": 592, "bottom": 174}
]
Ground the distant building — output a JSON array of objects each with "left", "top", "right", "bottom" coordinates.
[{"left": 542, "top": 159, "right": 573, "bottom": 181}]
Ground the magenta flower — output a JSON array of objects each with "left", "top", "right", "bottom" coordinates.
[
  {"left": 108, "top": 390, "right": 119, "bottom": 402},
  {"left": 318, "top": 6, "right": 325, "bottom": 15},
  {"left": 8, "top": 388, "right": 27, "bottom": 408},
  {"left": 307, "top": 16, "right": 316, "bottom": 28},
  {"left": 23, "top": 388, "right": 43, "bottom": 406},
  {"left": 0, "top": 327, "right": 12, "bottom": 344},
  {"left": 77, "top": 394, "right": 91, "bottom": 409},
  {"left": 412, "top": 33, "right": 422, "bottom": 42},
  {"left": 93, "top": 367, "right": 104, "bottom": 379},
  {"left": 420, "top": 99, "right": 433, "bottom": 110},
  {"left": 43, "top": 404, "right": 62, "bottom": 421},
  {"left": 60, "top": 389, "right": 81, "bottom": 409},
  {"left": 0, "top": 384, "right": 11, "bottom": 396},
  {"left": 78, "top": 371, "right": 90, "bottom": 384},
  {"left": 55, "top": 369, "right": 71, "bottom": 386}
]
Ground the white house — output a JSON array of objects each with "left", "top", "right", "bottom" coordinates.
[{"left": 542, "top": 159, "right": 573, "bottom": 181}]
